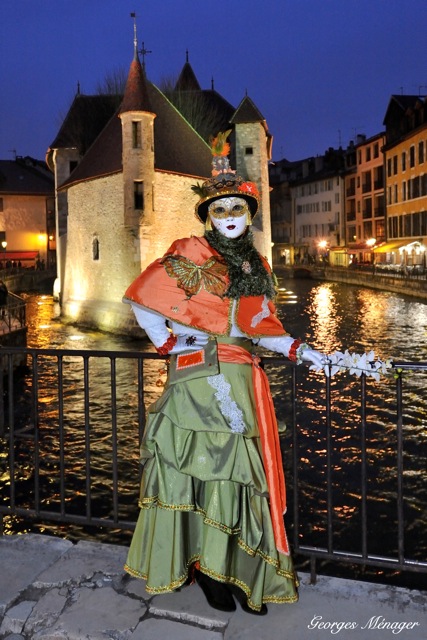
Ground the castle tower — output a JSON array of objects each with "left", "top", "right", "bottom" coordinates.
[
  {"left": 118, "top": 47, "right": 156, "bottom": 237},
  {"left": 230, "top": 96, "right": 273, "bottom": 262}
]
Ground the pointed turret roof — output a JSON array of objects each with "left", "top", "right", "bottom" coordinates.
[
  {"left": 174, "top": 60, "right": 202, "bottom": 91},
  {"left": 230, "top": 95, "right": 266, "bottom": 124},
  {"left": 119, "top": 53, "right": 152, "bottom": 114}
]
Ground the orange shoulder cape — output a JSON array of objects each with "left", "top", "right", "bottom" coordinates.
[{"left": 124, "top": 236, "right": 287, "bottom": 337}]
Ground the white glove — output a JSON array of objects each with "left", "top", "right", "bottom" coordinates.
[
  {"left": 131, "top": 304, "right": 209, "bottom": 354},
  {"left": 259, "top": 335, "right": 326, "bottom": 370}
]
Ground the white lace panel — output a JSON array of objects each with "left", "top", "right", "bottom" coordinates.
[
  {"left": 250, "top": 295, "right": 270, "bottom": 328},
  {"left": 207, "top": 374, "right": 246, "bottom": 434}
]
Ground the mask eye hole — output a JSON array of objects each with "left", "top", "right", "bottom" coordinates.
[
  {"left": 212, "top": 206, "right": 225, "bottom": 215},
  {"left": 232, "top": 204, "right": 244, "bottom": 212}
]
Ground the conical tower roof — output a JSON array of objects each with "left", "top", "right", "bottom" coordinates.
[
  {"left": 119, "top": 53, "right": 153, "bottom": 114},
  {"left": 230, "top": 95, "right": 265, "bottom": 124},
  {"left": 174, "top": 53, "right": 201, "bottom": 91}
]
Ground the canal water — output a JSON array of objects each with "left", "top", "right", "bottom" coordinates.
[{"left": 1, "top": 279, "right": 426, "bottom": 583}]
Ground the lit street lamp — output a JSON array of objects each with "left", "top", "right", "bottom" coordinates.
[
  {"left": 317, "top": 239, "right": 329, "bottom": 264},
  {"left": 1, "top": 240, "right": 7, "bottom": 267}
]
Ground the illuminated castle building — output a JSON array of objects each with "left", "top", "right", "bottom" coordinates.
[{"left": 47, "top": 45, "right": 273, "bottom": 335}]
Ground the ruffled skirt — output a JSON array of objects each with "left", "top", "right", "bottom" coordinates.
[{"left": 124, "top": 342, "right": 298, "bottom": 610}]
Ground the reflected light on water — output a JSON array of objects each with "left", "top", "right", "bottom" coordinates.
[{"left": 306, "top": 283, "right": 341, "bottom": 353}]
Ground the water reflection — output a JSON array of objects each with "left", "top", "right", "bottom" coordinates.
[
  {"left": 306, "top": 283, "right": 342, "bottom": 353},
  {"left": 272, "top": 278, "right": 427, "bottom": 562}
]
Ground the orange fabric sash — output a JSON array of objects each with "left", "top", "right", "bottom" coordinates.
[{"left": 217, "top": 343, "right": 289, "bottom": 556}]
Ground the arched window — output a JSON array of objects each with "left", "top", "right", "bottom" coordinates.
[{"left": 92, "top": 237, "right": 100, "bottom": 261}]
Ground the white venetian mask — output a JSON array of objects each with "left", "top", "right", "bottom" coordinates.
[{"left": 208, "top": 197, "right": 250, "bottom": 239}]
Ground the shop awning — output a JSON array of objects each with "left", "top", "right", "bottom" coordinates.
[
  {"left": 1, "top": 251, "right": 39, "bottom": 261},
  {"left": 373, "top": 241, "right": 408, "bottom": 253}
]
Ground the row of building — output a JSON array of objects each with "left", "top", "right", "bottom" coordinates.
[{"left": 270, "top": 94, "right": 427, "bottom": 269}]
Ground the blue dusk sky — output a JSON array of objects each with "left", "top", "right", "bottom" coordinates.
[{"left": 1, "top": 0, "right": 426, "bottom": 163}]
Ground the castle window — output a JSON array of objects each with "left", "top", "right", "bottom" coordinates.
[
  {"left": 132, "top": 121, "right": 141, "bottom": 148},
  {"left": 134, "top": 181, "right": 144, "bottom": 210},
  {"left": 92, "top": 237, "right": 99, "bottom": 261},
  {"left": 245, "top": 146, "right": 253, "bottom": 155}
]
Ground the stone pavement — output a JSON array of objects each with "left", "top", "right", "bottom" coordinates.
[{"left": 0, "top": 534, "right": 426, "bottom": 640}]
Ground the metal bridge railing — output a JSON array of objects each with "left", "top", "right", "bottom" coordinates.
[
  {"left": 0, "top": 291, "right": 26, "bottom": 334},
  {"left": 0, "top": 346, "right": 426, "bottom": 583}
]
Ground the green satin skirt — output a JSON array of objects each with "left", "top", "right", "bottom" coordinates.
[{"left": 124, "top": 338, "right": 298, "bottom": 611}]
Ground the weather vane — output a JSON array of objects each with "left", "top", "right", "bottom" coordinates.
[
  {"left": 130, "top": 12, "right": 152, "bottom": 68},
  {"left": 130, "top": 12, "right": 138, "bottom": 56}
]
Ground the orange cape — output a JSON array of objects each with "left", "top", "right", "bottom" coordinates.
[{"left": 124, "top": 236, "right": 288, "bottom": 338}]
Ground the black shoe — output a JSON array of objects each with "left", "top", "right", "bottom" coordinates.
[
  {"left": 195, "top": 570, "right": 236, "bottom": 612},
  {"left": 240, "top": 600, "right": 268, "bottom": 615}
]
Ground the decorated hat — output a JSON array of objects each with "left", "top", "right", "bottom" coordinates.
[{"left": 192, "top": 130, "right": 260, "bottom": 223}]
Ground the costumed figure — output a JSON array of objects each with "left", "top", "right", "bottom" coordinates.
[{"left": 123, "top": 131, "right": 325, "bottom": 614}]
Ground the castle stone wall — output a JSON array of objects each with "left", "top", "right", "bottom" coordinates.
[{"left": 61, "top": 169, "right": 205, "bottom": 334}]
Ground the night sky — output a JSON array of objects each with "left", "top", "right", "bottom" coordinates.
[{"left": 1, "top": 0, "right": 426, "bottom": 163}]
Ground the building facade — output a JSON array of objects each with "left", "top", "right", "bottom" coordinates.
[
  {"left": 380, "top": 95, "right": 427, "bottom": 267},
  {"left": 0, "top": 157, "right": 55, "bottom": 269},
  {"left": 291, "top": 149, "right": 346, "bottom": 266},
  {"left": 344, "top": 133, "right": 386, "bottom": 265}
]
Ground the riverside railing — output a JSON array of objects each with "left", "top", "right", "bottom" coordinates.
[
  {"left": 0, "top": 291, "right": 26, "bottom": 333},
  {"left": 0, "top": 346, "right": 426, "bottom": 583}
]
